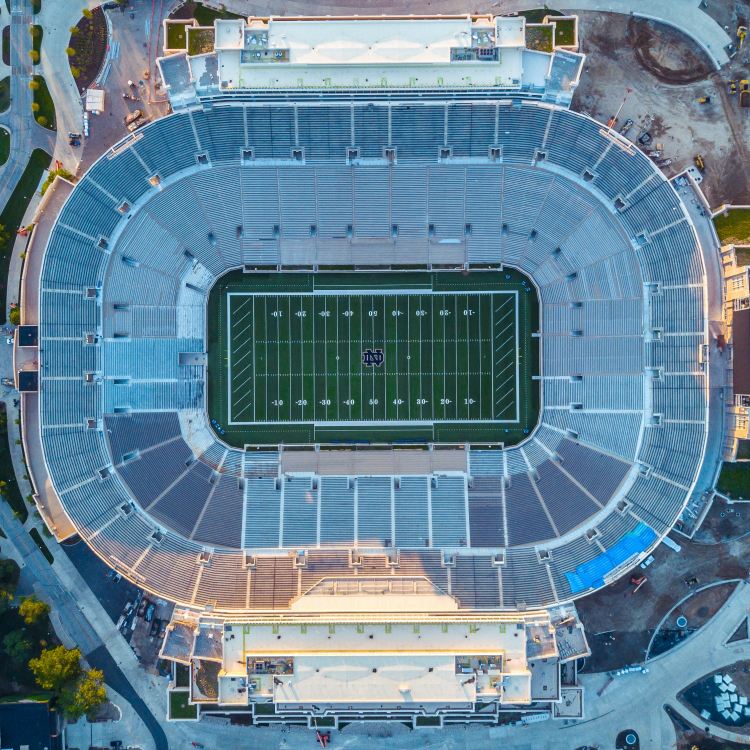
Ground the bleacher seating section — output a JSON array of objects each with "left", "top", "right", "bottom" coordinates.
[{"left": 38, "top": 101, "right": 708, "bottom": 612}]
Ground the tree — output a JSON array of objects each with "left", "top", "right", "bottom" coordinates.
[
  {"left": 65, "top": 47, "right": 76, "bottom": 58},
  {"left": 28, "top": 79, "right": 40, "bottom": 91},
  {"left": 28, "top": 50, "right": 39, "bottom": 64},
  {"left": 69, "top": 25, "right": 79, "bottom": 35},
  {"left": 2, "top": 630, "right": 32, "bottom": 664},
  {"left": 29, "top": 646, "right": 82, "bottom": 692},
  {"left": 70, "top": 66, "right": 80, "bottom": 78},
  {"left": 31, "top": 102, "right": 40, "bottom": 112},
  {"left": 29, "top": 25, "right": 40, "bottom": 38},
  {"left": 19, "top": 595, "right": 50, "bottom": 625},
  {"left": 8, "top": 308, "right": 20, "bottom": 326},
  {"left": 60, "top": 668, "right": 106, "bottom": 720},
  {"left": 82, "top": 8, "right": 93, "bottom": 19},
  {"left": 36, "top": 115, "right": 47, "bottom": 127}
]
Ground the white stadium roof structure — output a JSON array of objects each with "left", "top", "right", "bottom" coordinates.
[{"left": 31, "top": 96, "right": 710, "bottom": 614}]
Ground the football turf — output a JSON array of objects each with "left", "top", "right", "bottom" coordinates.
[{"left": 207, "top": 270, "right": 539, "bottom": 446}]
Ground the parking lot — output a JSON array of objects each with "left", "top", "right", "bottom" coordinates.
[{"left": 62, "top": 539, "right": 173, "bottom": 674}]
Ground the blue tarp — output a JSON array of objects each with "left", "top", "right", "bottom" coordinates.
[{"left": 565, "top": 522, "right": 657, "bottom": 594}]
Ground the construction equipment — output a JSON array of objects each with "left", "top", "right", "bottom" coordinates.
[
  {"left": 738, "top": 25, "right": 747, "bottom": 49},
  {"left": 694, "top": 154, "right": 705, "bottom": 171},
  {"left": 696, "top": 95, "right": 711, "bottom": 104},
  {"left": 637, "top": 131, "right": 652, "bottom": 146},
  {"left": 619, "top": 118, "right": 634, "bottom": 136},
  {"left": 729, "top": 79, "right": 738, "bottom": 95},
  {"left": 741, "top": 80, "right": 750, "bottom": 108}
]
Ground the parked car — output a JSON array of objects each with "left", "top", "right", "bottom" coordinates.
[
  {"left": 144, "top": 602, "right": 156, "bottom": 622},
  {"left": 149, "top": 618, "right": 160, "bottom": 637},
  {"left": 137, "top": 598, "right": 148, "bottom": 618}
]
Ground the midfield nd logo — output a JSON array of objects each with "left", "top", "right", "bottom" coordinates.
[{"left": 362, "top": 348, "right": 385, "bottom": 367}]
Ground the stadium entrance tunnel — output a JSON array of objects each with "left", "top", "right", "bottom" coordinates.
[{"left": 206, "top": 268, "right": 540, "bottom": 448}]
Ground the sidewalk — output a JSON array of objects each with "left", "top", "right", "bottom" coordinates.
[{"left": 64, "top": 683, "right": 157, "bottom": 750}]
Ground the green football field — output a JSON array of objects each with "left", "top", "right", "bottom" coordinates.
[{"left": 207, "top": 270, "right": 539, "bottom": 446}]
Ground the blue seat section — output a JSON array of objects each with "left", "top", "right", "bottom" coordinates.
[
  {"left": 565, "top": 522, "right": 656, "bottom": 593},
  {"left": 357, "top": 476, "right": 392, "bottom": 547},
  {"left": 133, "top": 113, "right": 198, "bottom": 177},
  {"left": 42, "top": 226, "right": 108, "bottom": 290},
  {"left": 544, "top": 109, "right": 606, "bottom": 176},
  {"left": 87, "top": 147, "right": 150, "bottom": 204},
  {"left": 192, "top": 474, "right": 244, "bottom": 548},
  {"left": 447, "top": 103, "right": 495, "bottom": 157},
  {"left": 319, "top": 476, "right": 355, "bottom": 546},
  {"left": 391, "top": 105, "right": 444, "bottom": 161},
  {"left": 61, "top": 180, "right": 122, "bottom": 238},
  {"left": 105, "top": 412, "right": 181, "bottom": 464},
  {"left": 282, "top": 476, "right": 318, "bottom": 547},
  {"left": 116, "top": 438, "right": 193, "bottom": 508},
  {"left": 353, "top": 104, "right": 388, "bottom": 158},
  {"left": 298, "top": 106, "right": 352, "bottom": 162},
  {"left": 192, "top": 106, "right": 245, "bottom": 162},
  {"left": 42, "top": 428, "right": 110, "bottom": 491},
  {"left": 394, "top": 476, "right": 429, "bottom": 547},
  {"left": 467, "top": 476, "right": 505, "bottom": 548},
  {"left": 149, "top": 460, "right": 214, "bottom": 537},
  {"left": 40, "top": 291, "right": 97, "bottom": 340},
  {"left": 497, "top": 104, "right": 548, "bottom": 163},
  {"left": 42, "top": 339, "right": 99, "bottom": 377},
  {"left": 244, "top": 477, "right": 281, "bottom": 548}
]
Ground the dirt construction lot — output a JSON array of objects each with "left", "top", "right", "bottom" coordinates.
[
  {"left": 572, "top": 12, "right": 750, "bottom": 207},
  {"left": 576, "top": 529, "right": 747, "bottom": 672}
]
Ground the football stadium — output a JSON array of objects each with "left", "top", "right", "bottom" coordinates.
[{"left": 23, "top": 13, "right": 709, "bottom": 725}]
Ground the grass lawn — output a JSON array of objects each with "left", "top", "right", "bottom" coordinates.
[
  {"left": 30, "top": 24, "right": 42, "bottom": 59},
  {"left": 0, "top": 77, "right": 9, "bottom": 113},
  {"left": 0, "top": 148, "right": 52, "bottom": 323},
  {"left": 32, "top": 75, "right": 55, "bottom": 130},
  {"left": 2, "top": 26, "right": 8, "bottom": 66},
  {"left": 208, "top": 269, "right": 539, "bottom": 447},
  {"left": 187, "top": 26, "right": 215, "bottom": 55},
  {"left": 28, "top": 527, "right": 53, "bottom": 563},
  {"left": 166, "top": 21, "right": 188, "bottom": 49},
  {"left": 520, "top": 8, "right": 563, "bottom": 23},
  {"left": 175, "top": 662, "right": 190, "bottom": 688},
  {"left": 737, "top": 441, "right": 750, "bottom": 460},
  {"left": 0, "top": 127, "right": 8, "bottom": 166},
  {"left": 553, "top": 18, "right": 576, "bottom": 46},
  {"left": 169, "top": 690, "right": 197, "bottom": 720},
  {"left": 0, "top": 404, "right": 26, "bottom": 522},
  {"left": 714, "top": 208, "right": 750, "bottom": 245},
  {"left": 193, "top": 2, "right": 243, "bottom": 25},
  {"left": 525, "top": 24, "right": 555, "bottom": 53},
  {"left": 717, "top": 462, "right": 750, "bottom": 499},
  {"left": 31, "top": 0, "right": 41, "bottom": 14}
]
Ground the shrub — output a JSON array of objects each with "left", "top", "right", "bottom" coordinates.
[
  {"left": 65, "top": 47, "right": 76, "bottom": 57},
  {"left": 31, "top": 102, "right": 39, "bottom": 112},
  {"left": 28, "top": 49, "right": 39, "bottom": 63},
  {"left": 8, "top": 307, "right": 19, "bottom": 325},
  {"left": 35, "top": 115, "right": 47, "bottom": 127},
  {"left": 28, "top": 79, "right": 39, "bottom": 90}
]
